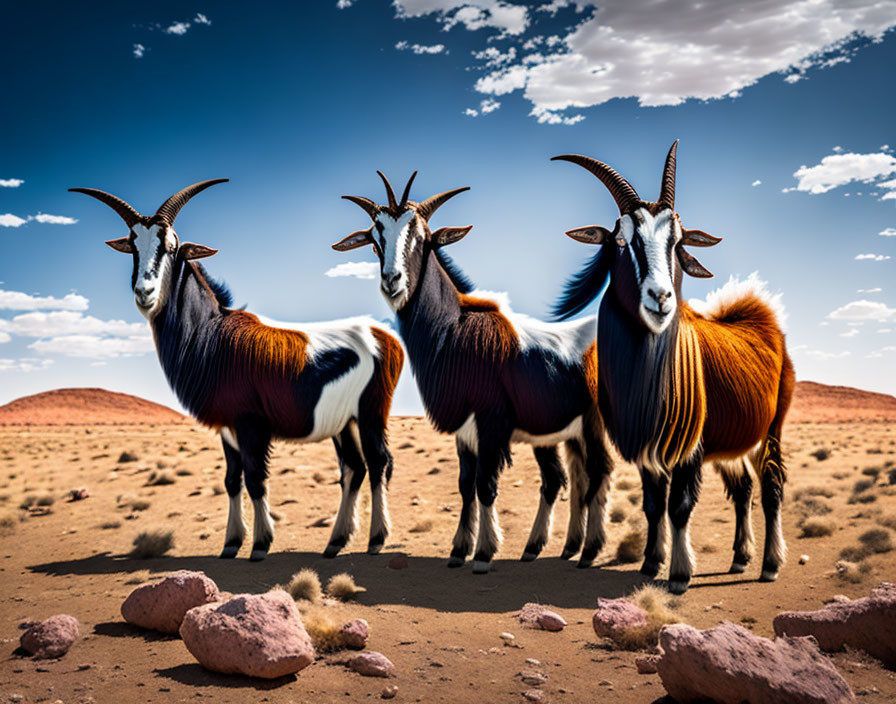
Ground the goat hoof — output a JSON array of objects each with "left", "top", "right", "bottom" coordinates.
[
  {"left": 759, "top": 568, "right": 779, "bottom": 582},
  {"left": 367, "top": 541, "right": 385, "bottom": 555},
  {"left": 560, "top": 547, "right": 578, "bottom": 560},
  {"left": 729, "top": 561, "right": 748, "bottom": 574},
  {"left": 219, "top": 545, "right": 240, "bottom": 559},
  {"left": 667, "top": 578, "right": 690, "bottom": 595},
  {"left": 447, "top": 555, "right": 466, "bottom": 568},
  {"left": 520, "top": 551, "right": 538, "bottom": 562},
  {"left": 249, "top": 547, "right": 269, "bottom": 562},
  {"left": 639, "top": 561, "right": 661, "bottom": 579},
  {"left": 576, "top": 557, "right": 595, "bottom": 569},
  {"left": 322, "top": 544, "right": 343, "bottom": 559},
  {"left": 471, "top": 560, "right": 491, "bottom": 574}
]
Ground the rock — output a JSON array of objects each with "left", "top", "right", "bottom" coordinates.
[
  {"left": 525, "top": 658, "right": 541, "bottom": 666},
  {"left": 522, "top": 690, "right": 545, "bottom": 702},
  {"left": 635, "top": 654, "right": 660, "bottom": 674},
  {"left": 381, "top": 684, "right": 399, "bottom": 699},
  {"left": 388, "top": 556, "right": 408, "bottom": 570},
  {"left": 349, "top": 651, "right": 395, "bottom": 678},
  {"left": 500, "top": 632, "right": 516, "bottom": 645},
  {"left": 773, "top": 582, "right": 896, "bottom": 665},
  {"left": 179, "top": 590, "right": 315, "bottom": 679},
  {"left": 592, "top": 598, "right": 648, "bottom": 639},
  {"left": 340, "top": 619, "right": 369, "bottom": 650},
  {"left": 20, "top": 615, "right": 80, "bottom": 658},
  {"left": 67, "top": 487, "right": 89, "bottom": 501},
  {"left": 655, "top": 622, "right": 855, "bottom": 704},
  {"left": 122, "top": 570, "right": 220, "bottom": 633},
  {"left": 537, "top": 610, "right": 567, "bottom": 632},
  {"left": 518, "top": 670, "right": 547, "bottom": 686},
  {"left": 799, "top": 554, "right": 810, "bottom": 564}
]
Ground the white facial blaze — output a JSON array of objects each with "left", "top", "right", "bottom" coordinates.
[
  {"left": 131, "top": 223, "right": 176, "bottom": 318},
  {"left": 376, "top": 210, "right": 417, "bottom": 311},
  {"left": 632, "top": 208, "right": 678, "bottom": 334}
]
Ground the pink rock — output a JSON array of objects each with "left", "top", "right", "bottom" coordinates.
[
  {"left": 774, "top": 582, "right": 896, "bottom": 665},
  {"left": 179, "top": 590, "right": 315, "bottom": 679},
  {"left": 341, "top": 619, "right": 370, "bottom": 650},
  {"left": 388, "top": 556, "right": 408, "bottom": 569},
  {"left": 656, "top": 622, "right": 855, "bottom": 704},
  {"left": 635, "top": 654, "right": 660, "bottom": 674},
  {"left": 592, "top": 598, "right": 648, "bottom": 639},
  {"left": 349, "top": 651, "right": 395, "bottom": 677},
  {"left": 121, "top": 570, "right": 220, "bottom": 633},
  {"left": 518, "top": 602, "right": 562, "bottom": 629},
  {"left": 537, "top": 610, "right": 567, "bottom": 632},
  {"left": 20, "top": 615, "right": 80, "bottom": 659}
]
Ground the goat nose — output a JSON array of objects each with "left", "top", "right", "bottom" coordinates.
[
  {"left": 384, "top": 272, "right": 402, "bottom": 289},
  {"left": 648, "top": 288, "right": 671, "bottom": 305}
]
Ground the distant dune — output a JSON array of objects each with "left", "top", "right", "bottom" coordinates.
[
  {"left": 0, "top": 388, "right": 187, "bottom": 425},
  {"left": 788, "top": 381, "right": 896, "bottom": 423}
]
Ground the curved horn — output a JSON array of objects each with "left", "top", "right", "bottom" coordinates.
[
  {"left": 68, "top": 188, "right": 142, "bottom": 228},
  {"left": 399, "top": 171, "right": 417, "bottom": 210},
  {"left": 416, "top": 187, "right": 471, "bottom": 221},
  {"left": 658, "top": 140, "right": 678, "bottom": 209},
  {"left": 377, "top": 171, "right": 398, "bottom": 211},
  {"left": 154, "top": 178, "right": 229, "bottom": 225},
  {"left": 341, "top": 195, "right": 379, "bottom": 220},
  {"left": 551, "top": 154, "right": 640, "bottom": 213}
]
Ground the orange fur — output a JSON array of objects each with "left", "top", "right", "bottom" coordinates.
[
  {"left": 457, "top": 292, "right": 520, "bottom": 361},
  {"left": 370, "top": 327, "right": 405, "bottom": 428},
  {"left": 583, "top": 341, "right": 598, "bottom": 403}
]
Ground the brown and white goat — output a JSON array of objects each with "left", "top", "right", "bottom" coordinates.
[{"left": 552, "top": 142, "right": 795, "bottom": 593}]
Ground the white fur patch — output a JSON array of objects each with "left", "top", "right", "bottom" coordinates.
[
  {"left": 131, "top": 223, "right": 175, "bottom": 318},
  {"left": 225, "top": 493, "right": 245, "bottom": 545},
  {"left": 633, "top": 208, "right": 677, "bottom": 334},
  {"left": 512, "top": 416, "right": 583, "bottom": 447},
  {"left": 456, "top": 414, "right": 478, "bottom": 452},
  {"left": 688, "top": 272, "right": 788, "bottom": 331},
  {"left": 377, "top": 210, "right": 417, "bottom": 311},
  {"left": 221, "top": 427, "right": 240, "bottom": 451}
]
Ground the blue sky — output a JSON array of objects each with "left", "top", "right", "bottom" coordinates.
[{"left": 2, "top": 0, "right": 896, "bottom": 414}]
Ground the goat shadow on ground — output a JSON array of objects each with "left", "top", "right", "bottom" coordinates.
[{"left": 28, "top": 550, "right": 650, "bottom": 613}]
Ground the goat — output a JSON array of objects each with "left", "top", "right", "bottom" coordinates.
[
  {"left": 70, "top": 180, "right": 404, "bottom": 561},
  {"left": 333, "top": 171, "right": 614, "bottom": 573},
  {"left": 552, "top": 142, "right": 795, "bottom": 593}
]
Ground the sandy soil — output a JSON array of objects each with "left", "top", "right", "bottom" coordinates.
[{"left": 1, "top": 411, "right": 895, "bottom": 702}]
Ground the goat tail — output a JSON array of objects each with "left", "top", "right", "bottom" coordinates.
[{"left": 551, "top": 248, "right": 611, "bottom": 321}]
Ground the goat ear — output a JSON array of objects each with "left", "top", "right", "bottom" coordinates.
[
  {"left": 105, "top": 237, "right": 134, "bottom": 254},
  {"left": 431, "top": 225, "right": 472, "bottom": 247},
  {"left": 565, "top": 225, "right": 612, "bottom": 245},
  {"left": 678, "top": 247, "right": 713, "bottom": 278},
  {"left": 681, "top": 228, "right": 722, "bottom": 247},
  {"left": 332, "top": 228, "right": 373, "bottom": 252},
  {"left": 180, "top": 242, "right": 218, "bottom": 260}
]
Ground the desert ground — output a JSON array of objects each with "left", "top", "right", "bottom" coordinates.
[{"left": 1, "top": 385, "right": 895, "bottom": 703}]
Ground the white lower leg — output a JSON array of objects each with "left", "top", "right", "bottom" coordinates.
[
  {"left": 250, "top": 495, "right": 275, "bottom": 559},
  {"left": 761, "top": 513, "right": 786, "bottom": 580},
  {"left": 452, "top": 498, "right": 478, "bottom": 558},
  {"left": 225, "top": 493, "right": 246, "bottom": 546},
  {"left": 329, "top": 467, "right": 359, "bottom": 550},
  {"left": 669, "top": 522, "right": 695, "bottom": 591},
  {"left": 472, "top": 501, "right": 503, "bottom": 572}
]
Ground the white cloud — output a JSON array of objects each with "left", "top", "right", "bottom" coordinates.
[
  {"left": 393, "top": 1, "right": 529, "bottom": 36},
  {"left": 878, "top": 328, "right": 893, "bottom": 333},
  {"left": 0, "top": 178, "right": 23, "bottom": 188},
  {"left": 194, "top": 13, "right": 211, "bottom": 25},
  {"left": 751, "top": 180, "right": 762, "bottom": 187},
  {"left": 0, "top": 332, "right": 10, "bottom": 344},
  {"left": 839, "top": 328, "right": 860, "bottom": 337},
  {"left": 28, "top": 335, "right": 153, "bottom": 358},
  {"left": 133, "top": 43, "right": 146, "bottom": 58},
  {"left": 530, "top": 105, "right": 584, "bottom": 125},
  {"left": 0, "top": 311, "right": 147, "bottom": 338},
  {"left": 791, "top": 345, "right": 851, "bottom": 360},
  {"left": 0, "top": 214, "right": 27, "bottom": 228},
  {"left": 464, "top": 107, "right": 479, "bottom": 117},
  {"left": 337, "top": 0, "right": 354, "bottom": 7},
  {"left": 856, "top": 253, "right": 891, "bottom": 261},
  {"left": 827, "top": 299, "right": 896, "bottom": 321},
  {"left": 0, "top": 289, "right": 89, "bottom": 311},
  {"left": 480, "top": 98, "right": 500, "bottom": 114},
  {"left": 396, "top": 40, "right": 446, "bottom": 54},
  {"left": 165, "top": 21, "right": 190, "bottom": 35},
  {"left": 857, "top": 287, "right": 883, "bottom": 293},
  {"left": 0, "top": 358, "right": 53, "bottom": 373},
  {"left": 789, "top": 152, "right": 896, "bottom": 196},
  {"left": 866, "top": 345, "right": 896, "bottom": 358},
  {"left": 879, "top": 227, "right": 896, "bottom": 237},
  {"left": 32, "top": 213, "right": 78, "bottom": 225},
  {"left": 472, "top": 46, "right": 516, "bottom": 68},
  {"left": 325, "top": 261, "right": 379, "bottom": 280}
]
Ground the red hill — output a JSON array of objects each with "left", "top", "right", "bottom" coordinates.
[
  {"left": 0, "top": 388, "right": 187, "bottom": 425},
  {"left": 788, "top": 381, "right": 896, "bottom": 424}
]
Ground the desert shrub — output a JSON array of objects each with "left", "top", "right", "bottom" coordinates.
[
  {"left": 118, "top": 451, "right": 138, "bottom": 463},
  {"left": 610, "top": 506, "right": 627, "bottom": 523},
  {"left": 799, "top": 517, "right": 836, "bottom": 538},
  {"left": 312, "top": 471, "right": 328, "bottom": 484},
  {"left": 130, "top": 529, "right": 174, "bottom": 559},
  {"left": 793, "top": 486, "right": 835, "bottom": 500},
  {"left": 303, "top": 608, "right": 342, "bottom": 652},
  {"left": 325, "top": 573, "right": 366, "bottom": 601},
  {"left": 616, "top": 529, "right": 645, "bottom": 563},
  {"left": 836, "top": 560, "right": 870, "bottom": 584},
  {"left": 19, "top": 493, "right": 54, "bottom": 509},
  {"left": 146, "top": 470, "right": 176, "bottom": 486},
  {"left": 0, "top": 511, "right": 18, "bottom": 536},
  {"left": 839, "top": 545, "right": 871, "bottom": 562},
  {"left": 100, "top": 520, "right": 122, "bottom": 530},
  {"left": 129, "top": 499, "right": 151, "bottom": 511},
  {"left": 409, "top": 519, "right": 434, "bottom": 533},
  {"left": 798, "top": 498, "right": 832, "bottom": 517},
  {"left": 861, "top": 466, "right": 881, "bottom": 480},
  {"left": 287, "top": 569, "right": 322, "bottom": 602},
  {"left": 175, "top": 469, "right": 193, "bottom": 477},
  {"left": 888, "top": 468, "right": 896, "bottom": 485},
  {"left": 853, "top": 479, "right": 874, "bottom": 494},
  {"left": 859, "top": 528, "right": 893, "bottom": 554},
  {"left": 124, "top": 569, "right": 152, "bottom": 584},
  {"left": 610, "top": 584, "right": 681, "bottom": 651},
  {"left": 877, "top": 515, "right": 896, "bottom": 531},
  {"left": 810, "top": 448, "right": 831, "bottom": 461}
]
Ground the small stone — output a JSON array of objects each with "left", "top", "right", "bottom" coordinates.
[
  {"left": 519, "top": 670, "right": 547, "bottom": 686},
  {"left": 19, "top": 615, "right": 80, "bottom": 659},
  {"left": 799, "top": 554, "right": 810, "bottom": 565},
  {"left": 388, "top": 556, "right": 409, "bottom": 570},
  {"left": 381, "top": 684, "right": 399, "bottom": 699},
  {"left": 522, "top": 690, "right": 545, "bottom": 702},
  {"left": 340, "top": 619, "right": 370, "bottom": 650},
  {"left": 537, "top": 610, "right": 567, "bottom": 632},
  {"left": 500, "top": 632, "right": 516, "bottom": 645},
  {"left": 349, "top": 651, "right": 396, "bottom": 678},
  {"left": 525, "top": 658, "right": 541, "bottom": 666},
  {"left": 635, "top": 655, "right": 660, "bottom": 674}
]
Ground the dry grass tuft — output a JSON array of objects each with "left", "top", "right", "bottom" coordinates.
[
  {"left": 325, "top": 573, "right": 366, "bottom": 601},
  {"left": 793, "top": 486, "right": 835, "bottom": 500},
  {"left": 0, "top": 511, "right": 19, "bottom": 536},
  {"left": 118, "top": 451, "right": 138, "bottom": 463},
  {"left": 130, "top": 529, "right": 174, "bottom": 559},
  {"left": 861, "top": 466, "right": 881, "bottom": 480},
  {"left": 100, "top": 520, "right": 122, "bottom": 530},
  {"left": 311, "top": 471, "right": 328, "bottom": 484},
  {"left": 616, "top": 529, "right": 646, "bottom": 563},
  {"left": 836, "top": 560, "right": 871, "bottom": 584},
  {"left": 611, "top": 584, "right": 681, "bottom": 651},
  {"left": 799, "top": 517, "right": 836, "bottom": 538},
  {"left": 303, "top": 608, "right": 343, "bottom": 652},
  {"left": 124, "top": 569, "right": 152, "bottom": 585},
  {"left": 146, "top": 470, "right": 176, "bottom": 486},
  {"left": 286, "top": 568, "right": 322, "bottom": 603},
  {"left": 859, "top": 528, "right": 893, "bottom": 554},
  {"left": 877, "top": 515, "right": 896, "bottom": 531},
  {"left": 409, "top": 519, "right": 434, "bottom": 533},
  {"left": 810, "top": 448, "right": 832, "bottom": 461},
  {"left": 19, "top": 493, "right": 54, "bottom": 509},
  {"left": 798, "top": 497, "right": 833, "bottom": 517},
  {"left": 610, "top": 506, "right": 627, "bottom": 523},
  {"left": 853, "top": 479, "right": 875, "bottom": 494}
]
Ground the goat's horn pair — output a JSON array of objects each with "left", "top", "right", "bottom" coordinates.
[
  {"left": 552, "top": 140, "right": 678, "bottom": 212},
  {"left": 379, "top": 170, "right": 468, "bottom": 220},
  {"left": 376, "top": 170, "right": 419, "bottom": 211},
  {"left": 70, "top": 179, "right": 228, "bottom": 227}
]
